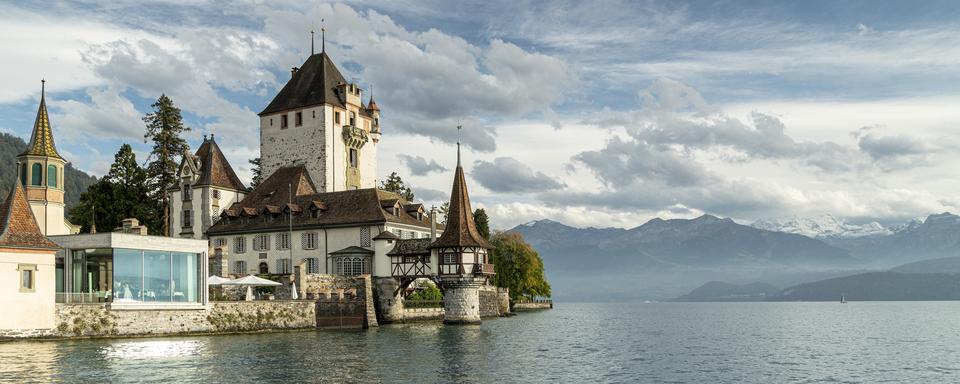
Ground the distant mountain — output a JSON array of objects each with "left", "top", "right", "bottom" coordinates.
[
  {"left": 891, "top": 256, "right": 960, "bottom": 274},
  {"left": 674, "top": 281, "right": 779, "bottom": 302},
  {"left": 825, "top": 213, "right": 960, "bottom": 267},
  {"left": 767, "top": 272, "right": 960, "bottom": 301},
  {"left": 0, "top": 132, "right": 97, "bottom": 211},
  {"left": 508, "top": 215, "right": 856, "bottom": 301},
  {"left": 751, "top": 214, "right": 890, "bottom": 239}
]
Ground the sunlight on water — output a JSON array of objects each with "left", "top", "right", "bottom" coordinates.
[{"left": 100, "top": 340, "right": 204, "bottom": 360}]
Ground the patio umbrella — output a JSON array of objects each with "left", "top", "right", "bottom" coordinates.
[
  {"left": 222, "top": 275, "right": 282, "bottom": 301},
  {"left": 290, "top": 282, "right": 299, "bottom": 300},
  {"left": 208, "top": 275, "right": 233, "bottom": 286}
]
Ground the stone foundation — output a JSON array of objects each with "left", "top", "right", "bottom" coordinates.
[{"left": 441, "top": 277, "right": 485, "bottom": 324}]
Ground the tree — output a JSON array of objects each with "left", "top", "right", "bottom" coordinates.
[
  {"left": 474, "top": 208, "right": 490, "bottom": 240},
  {"left": 143, "top": 94, "right": 190, "bottom": 236},
  {"left": 70, "top": 144, "right": 161, "bottom": 234},
  {"left": 249, "top": 157, "right": 263, "bottom": 189},
  {"left": 379, "top": 171, "right": 414, "bottom": 201},
  {"left": 439, "top": 202, "right": 449, "bottom": 224},
  {"left": 489, "top": 231, "right": 551, "bottom": 301}
]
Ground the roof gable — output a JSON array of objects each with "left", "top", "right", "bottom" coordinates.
[
  {"left": 194, "top": 136, "right": 246, "bottom": 191},
  {"left": 260, "top": 52, "right": 348, "bottom": 116},
  {"left": 0, "top": 181, "right": 58, "bottom": 250}
]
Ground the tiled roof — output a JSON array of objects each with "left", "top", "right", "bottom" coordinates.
[
  {"left": 387, "top": 238, "right": 432, "bottom": 256},
  {"left": 19, "top": 81, "right": 63, "bottom": 160},
  {"left": 430, "top": 160, "right": 492, "bottom": 249},
  {"left": 260, "top": 52, "right": 348, "bottom": 115},
  {"left": 373, "top": 230, "right": 399, "bottom": 240},
  {"left": 206, "top": 165, "right": 441, "bottom": 235},
  {"left": 194, "top": 136, "right": 246, "bottom": 191},
  {"left": 329, "top": 246, "right": 374, "bottom": 255},
  {"left": 0, "top": 181, "right": 59, "bottom": 250}
]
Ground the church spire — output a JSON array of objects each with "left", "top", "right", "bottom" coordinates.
[
  {"left": 19, "top": 79, "right": 62, "bottom": 160},
  {"left": 430, "top": 125, "right": 491, "bottom": 250}
]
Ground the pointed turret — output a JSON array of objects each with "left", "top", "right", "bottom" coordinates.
[
  {"left": 19, "top": 80, "right": 62, "bottom": 160},
  {"left": 430, "top": 140, "right": 491, "bottom": 250}
]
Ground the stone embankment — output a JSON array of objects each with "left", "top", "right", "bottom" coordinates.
[{"left": 513, "top": 299, "right": 553, "bottom": 311}]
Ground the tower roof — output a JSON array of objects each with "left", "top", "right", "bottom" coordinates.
[
  {"left": 19, "top": 81, "right": 63, "bottom": 160},
  {"left": 367, "top": 97, "right": 380, "bottom": 111},
  {"left": 194, "top": 135, "right": 246, "bottom": 191},
  {"left": 260, "top": 52, "right": 349, "bottom": 116},
  {"left": 0, "top": 180, "right": 59, "bottom": 250},
  {"left": 430, "top": 160, "right": 492, "bottom": 250}
]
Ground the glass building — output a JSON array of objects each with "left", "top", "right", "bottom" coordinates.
[{"left": 50, "top": 233, "right": 209, "bottom": 306}]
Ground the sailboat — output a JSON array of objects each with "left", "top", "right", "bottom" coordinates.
[{"left": 840, "top": 295, "right": 847, "bottom": 304}]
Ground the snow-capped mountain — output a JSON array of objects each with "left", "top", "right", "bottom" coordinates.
[{"left": 751, "top": 214, "right": 891, "bottom": 239}]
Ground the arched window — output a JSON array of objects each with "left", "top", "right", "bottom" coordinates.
[
  {"left": 19, "top": 163, "right": 27, "bottom": 185},
  {"left": 259, "top": 262, "right": 269, "bottom": 274},
  {"left": 47, "top": 165, "right": 57, "bottom": 188},
  {"left": 31, "top": 163, "right": 42, "bottom": 186}
]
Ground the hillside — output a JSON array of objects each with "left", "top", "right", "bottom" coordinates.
[
  {"left": 674, "top": 281, "right": 779, "bottom": 302},
  {"left": 891, "top": 256, "right": 960, "bottom": 274},
  {"left": 0, "top": 132, "right": 97, "bottom": 211},
  {"left": 767, "top": 272, "right": 960, "bottom": 301}
]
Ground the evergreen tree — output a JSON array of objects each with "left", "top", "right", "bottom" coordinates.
[
  {"left": 439, "top": 202, "right": 450, "bottom": 224},
  {"left": 380, "top": 171, "right": 415, "bottom": 201},
  {"left": 489, "top": 231, "right": 552, "bottom": 301},
  {"left": 474, "top": 208, "right": 491, "bottom": 240},
  {"left": 143, "top": 94, "right": 190, "bottom": 236},
  {"left": 70, "top": 145, "right": 160, "bottom": 234},
  {"left": 249, "top": 157, "right": 263, "bottom": 189}
]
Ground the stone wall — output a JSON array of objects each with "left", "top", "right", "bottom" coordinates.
[
  {"left": 47, "top": 301, "right": 316, "bottom": 338},
  {"left": 294, "top": 273, "right": 377, "bottom": 328},
  {"left": 479, "top": 289, "right": 500, "bottom": 318},
  {"left": 513, "top": 300, "right": 553, "bottom": 311}
]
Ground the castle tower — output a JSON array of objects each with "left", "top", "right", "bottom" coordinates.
[
  {"left": 258, "top": 52, "right": 380, "bottom": 192},
  {"left": 170, "top": 134, "right": 247, "bottom": 239},
  {"left": 15, "top": 81, "right": 76, "bottom": 236},
  {"left": 430, "top": 139, "right": 494, "bottom": 324}
]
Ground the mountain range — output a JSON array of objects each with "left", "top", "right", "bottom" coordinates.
[{"left": 508, "top": 212, "right": 960, "bottom": 301}]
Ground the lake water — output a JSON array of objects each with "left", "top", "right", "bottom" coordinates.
[{"left": 3, "top": 302, "right": 960, "bottom": 383}]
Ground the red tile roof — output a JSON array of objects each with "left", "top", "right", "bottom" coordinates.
[{"left": 0, "top": 181, "right": 59, "bottom": 250}]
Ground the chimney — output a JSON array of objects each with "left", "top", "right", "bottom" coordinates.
[
  {"left": 430, "top": 207, "right": 438, "bottom": 239},
  {"left": 291, "top": 67, "right": 299, "bottom": 77},
  {"left": 115, "top": 218, "right": 148, "bottom": 235}
]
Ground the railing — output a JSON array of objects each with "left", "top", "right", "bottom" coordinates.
[
  {"left": 56, "top": 292, "right": 110, "bottom": 303},
  {"left": 405, "top": 300, "right": 443, "bottom": 309},
  {"left": 473, "top": 263, "right": 495, "bottom": 275}
]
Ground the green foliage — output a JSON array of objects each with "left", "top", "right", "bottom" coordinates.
[
  {"left": 0, "top": 132, "right": 97, "bottom": 211},
  {"left": 489, "top": 231, "right": 552, "bottom": 301},
  {"left": 143, "top": 94, "right": 190, "bottom": 236},
  {"left": 407, "top": 280, "right": 443, "bottom": 301},
  {"left": 439, "top": 201, "right": 450, "bottom": 224},
  {"left": 473, "top": 208, "right": 490, "bottom": 239},
  {"left": 249, "top": 157, "right": 263, "bottom": 189},
  {"left": 70, "top": 144, "right": 162, "bottom": 234},
  {"left": 379, "top": 171, "right": 414, "bottom": 201}
]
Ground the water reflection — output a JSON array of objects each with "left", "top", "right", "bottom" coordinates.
[
  {"left": 0, "top": 341, "right": 57, "bottom": 380},
  {"left": 100, "top": 340, "right": 204, "bottom": 360}
]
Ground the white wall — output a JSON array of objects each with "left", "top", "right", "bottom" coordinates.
[
  {"left": 170, "top": 186, "right": 245, "bottom": 240},
  {"left": 0, "top": 249, "right": 56, "bottom": 331}
]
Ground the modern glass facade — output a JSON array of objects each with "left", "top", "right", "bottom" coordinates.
[{"left": 57, "top": 248, "right": 201, "bottom": 303}]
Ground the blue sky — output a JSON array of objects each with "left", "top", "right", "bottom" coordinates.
[{"left": 3, "top": 1, "right": 960, "bottom": 229}]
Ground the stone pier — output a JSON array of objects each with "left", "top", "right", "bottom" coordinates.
[{"left": 441, "top": 277, "right": 486, "bottom": 324}]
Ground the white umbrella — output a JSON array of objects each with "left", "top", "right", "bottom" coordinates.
[
  {"left": 222, "top": 275, "right": 282, "bottom": 301},
  {"left": 208, "top": 275, "right": 233, "bottom": 286},
  {"left": 290, "top": 282, "right": 299, "bottom": 300}
]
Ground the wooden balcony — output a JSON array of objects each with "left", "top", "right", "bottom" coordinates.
[{"left": 474, "top": 263, "right": 495, "bottom": 276}]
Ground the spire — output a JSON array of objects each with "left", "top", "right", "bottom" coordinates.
[
  {"left": 19, "top": 79, "right": 63, "bottom": 160},
  {"left": 321, "top": 18, "right": 325, "bottom": 54},
  {"left": 367, "top": 85, "right": 380, "bottom": 111},
  {"left": 311, "top": 30, "right": 315, "bottom": 55},
  {"left": 456, "top": 125, "right": 462, "bottom": 167},
  {"left": 429, "top": 128, "right": 491, "bottom": 250}
]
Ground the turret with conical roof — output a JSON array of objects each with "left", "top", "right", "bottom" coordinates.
[{"left": 15, "top": 80, "right": 76, "bottom": 236}]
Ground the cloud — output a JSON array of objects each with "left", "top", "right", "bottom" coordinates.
[
  {"left": 397, "top": 154, "right": 448, "bottom": 176},
  {"left": 52, "top": 86, "right": 143, "bottom": 142},
  {"left": 854, "top": 126, "right": 939, "bottom": 170},
  {"left": 472, "top": 157, "right": 564, "bottom": 193}
]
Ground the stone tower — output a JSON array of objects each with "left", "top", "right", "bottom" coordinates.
[
  {"left": 15, "top": 80, "right": 77, "bottom": 236},
  {"left": 430, "top": 141, "right": 495, "bottom": 324},
  {"left": 258, "top": 51, "right": 381, "bottom": 192}
]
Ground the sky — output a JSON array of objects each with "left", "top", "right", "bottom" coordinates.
[{"left": 3, "top": 0, "right": 960, "bottom": 230}]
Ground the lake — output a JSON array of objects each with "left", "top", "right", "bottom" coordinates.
[{"left": 3, "top": 302, "right": 960, "bottom": 383}]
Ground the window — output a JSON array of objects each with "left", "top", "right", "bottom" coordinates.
[
  {"left": 276, "top": 259, "right": 291, "bottom": 274},
  {"left": 304, "top": 258, "right": 320, "bottom": 274},
  {"left": 302, "top": 232, "right": 318, "bottom": 250},
  {"left": 183, "top": 210, "right": 192, "bottom": 227},
  {"left": 335, "top": 111, "right": 341, "bottom": 125},
  {"left": 214, "top": 238, "right": 227, "bottom": 248},
  {"left": 270, "top": 118, "right": 273, "bottom": 126},
  {"left": 253, "top": 235, "right": 271, "bottom": 251},
  {"left": 31, "top": 163, "right": 42, "bottom": 186},
  {"left": 349, "top": 111, "right": 356, "bottom": 126},
  {"left": 18, "top": 264, "right": 36, "bottom": 292},
  {"left": 234, "top": 237, "right": 247, "bottom": 254},
  {"left": 234, "top": 260, "right": 247, "bottom": 274},
  {"left": 312, "top": 110, "right": 316, "bottom": 119},
  {"left": 336, "top": 257, "right": 367, "bottom": 276},
  {"left": 360, "top": 227, "right": 371, "bottom": 247},
  {"left": 213, "top": 189, "right": 221, "bottom": 199},
  {"left": 374, "top": 117, "right": 379, "bottom": 126},
  {"left": 19, "top": 163, "right": 27, "bottom": 185},
  {"left": 182, "top": 188, "right": 191, "bottom": 200},
  {"left": 47, "top": 165, "right": 57, "bottom": 188},
  {"left": 349, "top": 148, "right": 358, "bottom": 168},
  {"left": 443, "top": 253, "right": 458, "bottom": 264},
  {"left": 281, "top": 114, "right": 288, "bottom": 128},
  {"left": 276, "top": 233, "right": 290, "bottom": 250},
  {"left": 259, "top": 262, "right": 268, "bottom": 274},
  {"left": 295, "top": 112, "right": 303, "bottom": 126}
]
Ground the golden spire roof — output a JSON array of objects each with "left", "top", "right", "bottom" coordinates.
[{"left": 19, "top": 80, "right": 63, "bottom": 160}]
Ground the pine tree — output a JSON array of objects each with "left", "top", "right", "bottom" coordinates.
[
  {"left": 474, "top": 208, "right": 490, "bottom": 240},
  {"left": 249, "top": 157, "right": 263, "bottom": 189},
  {"left": 379, "top": 171, "right": 415, "bottom": 201},
  {"left": 70, "top": 144, "right": 160, "bottom": 234},
  {"left": 143, "top": 94, "right": 190, "bottom": 236}
]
